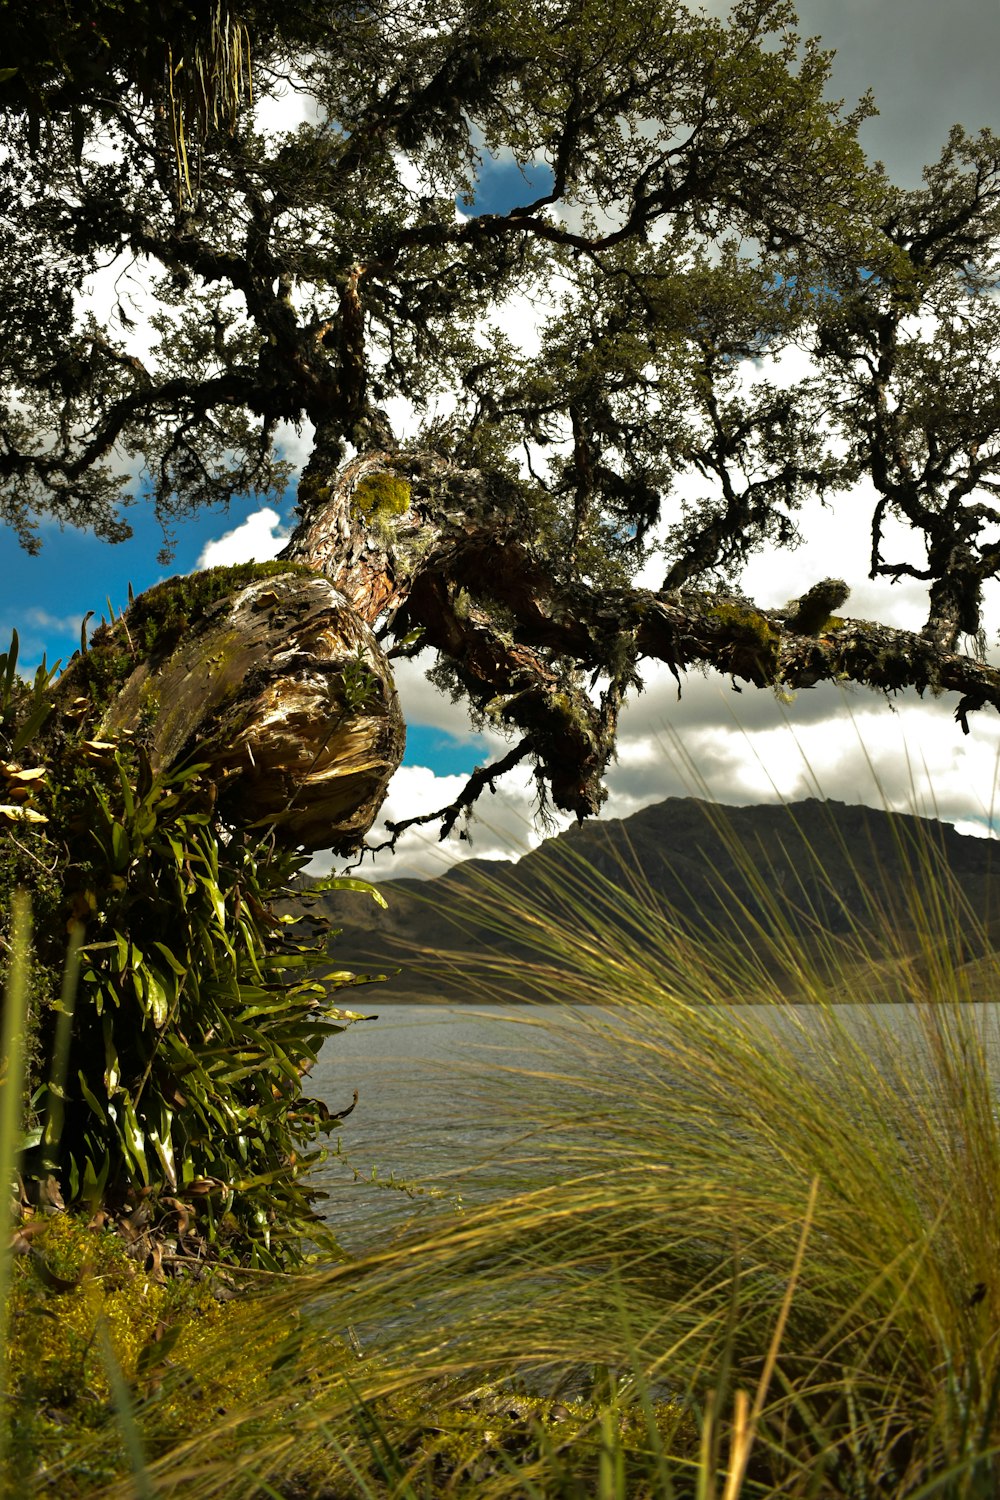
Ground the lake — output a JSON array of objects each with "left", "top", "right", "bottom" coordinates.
[{"left": 307, "top": 998, "right": 1000, "bottom": 1253}]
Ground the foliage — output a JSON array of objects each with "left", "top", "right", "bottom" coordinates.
[
  {"left": 0, "top": 1, "right": 292, "bottom": 193},
  {"left": 2, "top": 1212, "right": 324, "bottom": 1495},
  {"left": 2, "top": 786, "right": 996, "bottom": 1497},
  {"left": 0, "top": 0, "right": 881, "bottom": 547},
  {"left": 0, "top": 630, "right": 382, "bottom": 1268}
]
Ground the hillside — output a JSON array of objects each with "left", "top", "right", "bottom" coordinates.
[{"left": 293, "top": 798, "right": 1000, "bottom": 1002}]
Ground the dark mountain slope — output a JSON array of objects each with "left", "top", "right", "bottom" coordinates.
[{"left": 296, "top": 798, "right": 1000, "bottom": 1002}]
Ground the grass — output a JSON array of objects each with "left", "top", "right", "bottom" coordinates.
[{"left": 6, "top": 791, "right": 1000, "bottom": 1496}]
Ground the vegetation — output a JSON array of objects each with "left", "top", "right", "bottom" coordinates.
[
  {"left": 4, "top": 0, "right": 1000, "bottom": 1493},
  {"left": 142, "top": 810, "right": 1000, "bottom": 1497},
  {"left": 0, "top": 792, "right": 998, "bottom": 1496},
  {"left": 0, "top": 628, "right": 383, "bottom": 1269}
]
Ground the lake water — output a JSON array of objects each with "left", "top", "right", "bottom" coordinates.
[
  {"left": 307, "top": 999, "right": 1000, "bottom": 1253},
  {"left": 307, "top": 1003, "right": 582, "bottom": 1249}
]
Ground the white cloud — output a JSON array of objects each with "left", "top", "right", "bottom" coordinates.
[
  {"left": 314, "top": 762, "right": 554, "bottom": 882},
  {"left": 273, "top": 418, "right": 315, "bottom": 472},
  {"left": 196, "top": 507, "right": 290, "bottom": 569},
  {"left": 600, "top": 674, "right": 1000, "bottom": 840},
  {"left": 390, "top": 656, "right": 495, "bottom": 740},
  {"left": 25, "top": 606, "right": 94, "bottom": 636}
]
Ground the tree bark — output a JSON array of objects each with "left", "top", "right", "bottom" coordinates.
[{"left": 56, "top": 569, "right": 405, "bottom": 852}]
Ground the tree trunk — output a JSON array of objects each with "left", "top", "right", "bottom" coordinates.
[
  {"left": 47, "top": 441, "right": 1000, "bottom": 858},
  {"left": 55, "top": 567, "right": 405, "bottom": 852}
]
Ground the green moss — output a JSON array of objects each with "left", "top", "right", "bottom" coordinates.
[
  {"left": 708, "top": 599, "right": 780, "bottom": 647},
  {"left": 350, "top": 472, "right": 412, "bottom": 522},
  {"left": 708, "top": 599, "right": 781, "bottom": 683},
  {"left": 117, "top": 560, "right": 316, "bottom": 667},
  {"left": 4, "top": 1213, "right": 306, "bottom": 1491}
]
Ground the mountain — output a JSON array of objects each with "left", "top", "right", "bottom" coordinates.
[{"left": 291, "top": 798, "right": 1000, "bottom": 1003}]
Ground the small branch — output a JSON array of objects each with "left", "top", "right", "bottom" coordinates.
[{"left": 364, "top": 738, "right": 534, "bottom": 855}]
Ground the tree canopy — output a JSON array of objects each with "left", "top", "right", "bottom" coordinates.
[{"left": 5, "top": 0, "right": 1000, "bottom": 843}]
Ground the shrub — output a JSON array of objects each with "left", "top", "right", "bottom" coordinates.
[{"left": 0, "top": 630, "right": 383, "bottom": 1268}]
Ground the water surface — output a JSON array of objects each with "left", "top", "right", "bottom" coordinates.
[{"left": 309, "top": 999, "right": 1000, "bottom": 1251}]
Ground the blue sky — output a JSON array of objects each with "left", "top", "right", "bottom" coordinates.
[{"left": 1, "top": 495, "right": 287, "bottom": 668}]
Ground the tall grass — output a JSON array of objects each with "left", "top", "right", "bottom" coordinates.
[
  {"left": 18, "top": 796, "right": 1000, "bottom": 1497},
  {"left": 0, "top": 894, "right": 31, "bottom": 1489}
]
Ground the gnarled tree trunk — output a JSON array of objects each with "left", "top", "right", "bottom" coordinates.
[
  {"left": 46, "top": 438, "right": 1000, "bottom": 859},
  {"left": 53, "top": 566, "right": 405, "bottom": 852}
]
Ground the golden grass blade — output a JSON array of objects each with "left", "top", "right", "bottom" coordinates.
[{"left": 722, "top": 1176, "right": 819, "bottom": 1500}]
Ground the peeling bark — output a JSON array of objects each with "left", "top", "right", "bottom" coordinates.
[{"left": 59, "top": 570, "right": 405, "bottom": 852}]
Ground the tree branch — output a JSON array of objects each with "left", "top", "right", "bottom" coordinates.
[{"left": 363, "top": 738, "right": 534, "bottom": 856}]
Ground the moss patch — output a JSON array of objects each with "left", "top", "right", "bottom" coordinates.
[
  {"left": 350, "top": 472, "right": 411, "bottom": 522},
  {"left": 5, "top": 1212, "right": 303, "bottom": 1493},
  {"left": 707, "top": 599, "right": 781, "bottom": 684}
]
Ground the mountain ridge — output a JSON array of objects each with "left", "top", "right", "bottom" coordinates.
[{"left": 292, "top": 797, "right": 1000, "bottom": 1002}]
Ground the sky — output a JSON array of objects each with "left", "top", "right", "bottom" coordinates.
[{"left": 6, "top": 0, "right": 1000, "bottom": 881}]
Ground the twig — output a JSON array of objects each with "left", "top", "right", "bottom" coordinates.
[{"left": 361, "top": 737, "right": 533, "bottom": 856}]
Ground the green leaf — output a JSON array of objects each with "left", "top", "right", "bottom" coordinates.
[
  {"left": 147, "top": 1117, "right": 176, "bottom": 1187},
  {"left": 77, "top": 1070, "right": 108, "bottom": 1126},
  {"left": 235, "top": 999, "right": 300, "bottom": 1021},
  {"left": 81, "top": 1151, "right": 110, "bottom": 1200},
  {"left": 114, "top": 752, "right": 136, "bottom": 817},
  {"left": 151, "top": 941, "right": 187, "bottom": 977},
  {"left": 11, "top": 695, "right": 54, "bottom": 755},
  {"left": 102, "top": 1015, "right": 120, "bottom": 1093},
  {"left": 306, "top": 875, "right": 388, "bottom": 907},
  {"left": 1, "top": 629, "right": 18, "bottom": 705},
  {"left": 110, "top": 821, "right": 131, "bottom": 871},
  {"left": 142, "top": 968, "right": 171, "bottom": 1029},
  {"left": 120, "top": 1097, "right": 149, "bottom": 1184}
]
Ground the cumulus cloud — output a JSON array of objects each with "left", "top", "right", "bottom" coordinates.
[
  {"left": 309, "top": 762, "right": 556, "bottom": 882},
  {"left": 309, "top": 657, "right": 1000, "bottom": 886},
  {"left": 700, "top": 0, "right": 1000, "bottom": 189},
  {"left": 600, "top": 674, "right": 1000, "bottom": 840},
  {"left": 196, "top": 508, "right": 290, "bottom": 569},
  {"left": 273, "top": 418, "right": 315, "bottom": 473},
  {"left": 391, "top": 657, "right": 493, "bottom": 740}
]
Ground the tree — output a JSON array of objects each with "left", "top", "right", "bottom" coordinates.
[{"left": 4, "top": 0, "right": 1000, "bottom": 849}]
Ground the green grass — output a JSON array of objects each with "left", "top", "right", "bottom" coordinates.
[{"left": 7, "top": 792, "right": 1000, "bottom": 1496}]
